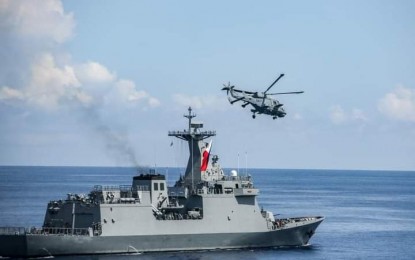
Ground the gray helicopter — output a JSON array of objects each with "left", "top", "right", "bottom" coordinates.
[{"left": 222, "top": 74, "right": 303, "bottom": 119}]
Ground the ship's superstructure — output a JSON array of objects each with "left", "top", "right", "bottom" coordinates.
[{"left": 0, "top": 107, "right": 324, "bottom": 258}]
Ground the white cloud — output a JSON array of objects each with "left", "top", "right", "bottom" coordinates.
[
  {"left": 0, "top": 0, "right": 160, "bottom": 112},
  {"left": 1, "top": 54, "right": 160, "bottom": 110},
  {"left": 148, "top": 97, "right": 161, "bottom": 108},
  {"left": 73, "top": 91, "right": 93, "bottom": 106},
  {"left": 351, "top": 108, "right": 367, "bottom": 121},
  {"left": 0, "top": 0, "right": 82, "bottom": 110},
  {"left": 329, "top": 105, "right": 347, "bottom": 124},
  {"left": 116, "top": 80, "right": 147, "bottom": 101},
  {"left": 0, "top": 0, "right": 75, "bottom": 44},
  {"left": 329, "top": 105, "right": 367, "bottom": 125},
  {"left": 31, "top": 53, "right": 80, "bottom": 89},
  {"left": 75, "top": 61, "right": 116, "bottom": 84},
  {"left": 378, "top": 86, "right": 415, "bottom": 122},
  {"left": 172, "top": 93, "right": 227, "bottom": 110},
  {"left": 0, "top": 0, "right": 76, "bottom": 90},
  {"left": 27, "top": 53, "right": 88, "bottom": 109},
  {"left": 107, "top": 80, "right": 161, "bottom": 108},
  {"left": 3, "top": 53, "right": 92, "bottom": 110},
  {"left": 0, "top": 86, "right": 24, "bottom": 101}
]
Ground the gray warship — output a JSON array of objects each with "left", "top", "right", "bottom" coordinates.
[{"left": 0, "top": 107, "right": 324, "bottom": 257}]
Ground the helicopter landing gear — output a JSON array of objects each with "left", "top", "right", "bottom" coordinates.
[
  {"left": 273, "top": 116, "right": 277, "bottom": 120},
  {"left": 252, "top": 114, "right": 256, "bottom": 119}
]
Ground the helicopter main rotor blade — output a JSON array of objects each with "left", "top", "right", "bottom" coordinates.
[
  {"left": 268, "top": 91, "right": 304, "bottom": 95},
  {"left": 264, "top": 73, "right": 285, "bottom": 94}
]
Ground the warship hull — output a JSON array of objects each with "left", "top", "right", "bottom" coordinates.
[
  {"left": 0, "top": 217, "right": 323, "bottom": 257},
  {"left": 0, "top": 108, "right": 325, "bottom": 258}
]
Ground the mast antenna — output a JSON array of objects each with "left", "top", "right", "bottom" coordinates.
[
  {"left": 237, "top": 153, "right": 240, "bottom": 174},
  {"left": 245, "top": 151, "right": 248, "bottom": 176},
  {"left": 184, "top": 106, "right": 196, "bottom": 132}
]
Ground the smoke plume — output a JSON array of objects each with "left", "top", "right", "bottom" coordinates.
[{"left": 80, "top": 106, "right": 140, "bottom": 167}]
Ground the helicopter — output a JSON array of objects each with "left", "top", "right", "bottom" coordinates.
[{"left": 221, "top": 74, "right": 303, "bottom": 119}]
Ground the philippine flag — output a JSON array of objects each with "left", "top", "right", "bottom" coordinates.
[{"left": 200, "top": 140, "right": 213, "bottom": 171}]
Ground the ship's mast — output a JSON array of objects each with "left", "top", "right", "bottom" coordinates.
[
  {"left": 168, "top": 107, "right": 215, "bottom": 191},
  {"left": 184, "top": 107, "right": 196, "bottom": 133}
]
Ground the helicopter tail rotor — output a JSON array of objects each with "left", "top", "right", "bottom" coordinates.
[
  {"left": 222, "top": 82, "right": 234, "bottom": 94},
  {"left": 221, "top": 82, "right": 232, "bottom": 90}
]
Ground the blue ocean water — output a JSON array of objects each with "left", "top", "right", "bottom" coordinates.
[{"left": 0, "top": 166, "right": 414, "bottom": 259}]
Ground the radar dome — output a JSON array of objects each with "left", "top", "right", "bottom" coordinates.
[{"left": 230, "top": 170, "right": 238, "bottom": 177}]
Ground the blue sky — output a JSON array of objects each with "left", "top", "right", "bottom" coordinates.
[{"left": 1, "top": 0, "right": 414, "bottom": 170}]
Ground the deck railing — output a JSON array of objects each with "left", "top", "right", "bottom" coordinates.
[
  {"left": 0, "top": 227, "right": 26, "bottom": 235},
  {"left": 29, "top": 227, "right": 92, "bottom": 236},
  {"left": 0, "top": 226, "right": 102, "bottom": 236}
]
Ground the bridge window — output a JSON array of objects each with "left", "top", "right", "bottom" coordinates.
[
  {"left": 154, "top": 182, "right": 159, "bottom": 191},
  {"left": 160, "top": 183, "right": 165, "bottom": 191}
]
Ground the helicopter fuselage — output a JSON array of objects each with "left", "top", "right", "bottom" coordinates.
[
  {"left": 228, "top": 88, "right": 286, "bottom": 119},
  {"left": 221, "top": 74, "right": 302, "bottom": 119}
]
